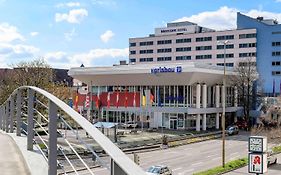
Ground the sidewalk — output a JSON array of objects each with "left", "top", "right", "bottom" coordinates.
[{"left": 0, "top": 132, "right": 30, "bottom": 175}]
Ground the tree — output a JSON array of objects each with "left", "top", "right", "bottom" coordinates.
[
  {"left": 0, "top": 59, "right": 70, "bottom": 104},
  {"left": 230, "top": 58, "right": 260, "bottom": 130}
]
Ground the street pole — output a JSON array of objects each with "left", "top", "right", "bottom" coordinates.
[{"left": 222, "top": 40, "right": 228, "bottom": 167}]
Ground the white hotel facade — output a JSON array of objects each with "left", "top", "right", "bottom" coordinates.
[{"left": 69, "top": 20, "right": 258, "bottom": 131}]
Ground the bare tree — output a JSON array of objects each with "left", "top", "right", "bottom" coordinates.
[{"left": 230, "top": 58, "right": 260, "bottom": 130}]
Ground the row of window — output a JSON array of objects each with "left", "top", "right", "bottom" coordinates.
[
  {"left": 129, "top": 33, "right": 256, "bottom": 47},
  {"left": 272, "top": 42, "right": 281, "bottom": 46},
  {"left": 272, "top": 61, "right": 281, "bottom": 66},
  {"left": 130, "top": 52, "right": 256, "bottom": 62},
  {"left": 216, "top": 63, "right": 234, "bottom": 67},
  {"left": 272, "top": 51, "right": 281, "bottom": 56},
  {"left": 272, "top": 71, "right": 281, "bottom": 76}
]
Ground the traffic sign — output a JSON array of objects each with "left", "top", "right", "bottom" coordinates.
[
  {"left": 248, "top": 153, "right": 267, "bottom": 174},
  {"left": 249, "top": 136, "right": 267, "bottom": 153}
]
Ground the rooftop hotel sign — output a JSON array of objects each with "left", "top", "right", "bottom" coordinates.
[{"left": 151, "top": 66, "right": 182, "bottom": 74}]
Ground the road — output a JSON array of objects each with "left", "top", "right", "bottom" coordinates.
[{"left": 73, "top": 132, "right": 251, "bottom": 175}]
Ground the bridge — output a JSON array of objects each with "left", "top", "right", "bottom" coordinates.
[{"left": 0, "top": 86, "right": 146, "bottom": 175}]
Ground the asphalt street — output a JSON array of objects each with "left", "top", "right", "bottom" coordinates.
[{"left": 75, "top": 132, "right": 251, "bottom": 175}]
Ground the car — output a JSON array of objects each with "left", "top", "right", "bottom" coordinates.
[
  {"left": 146, "top": 165, "right": 172, "bottom": 175},
  {"left": 121, "top": 121, "right": 138, "bottom": 128},
  {"left": 267, "top": 150, "right": 277, "bottom": 166},
  {"left": 226, "top": 125, "right": 239, "bottom": 135},
  {"left": 235, "top": 120, "right": 248, "bottom": 130}
]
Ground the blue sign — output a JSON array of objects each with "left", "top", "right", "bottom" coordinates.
[{"left": 151, "top": 66, "right": 182, "bottom": 74}]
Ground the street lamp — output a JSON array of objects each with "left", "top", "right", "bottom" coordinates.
[{"left": 218, "top": 40, "right": 229, "bottom": 167}]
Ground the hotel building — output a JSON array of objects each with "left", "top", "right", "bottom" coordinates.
[{"left": 69, "top": 12, "right": 281, "bottom": 130}]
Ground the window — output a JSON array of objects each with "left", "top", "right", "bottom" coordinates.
[
  {"left": 157, "top": 48, "right": 172, "bottom": 53},
  {"left": 196, "top": 37, "right": 212, "bottom": 42},
  {"left": 216, "top": 35, "right": 234, "bottom": 40},
  {"left": 196, "top": 46, "right": 212, "bottom": 51},
  {"left": 217, "top": 44, "right": 234, "bottom": 49},
  {"left": 217, "top": 63, "right": 234, "bottom": 67},
  {"left": 176, "top": 38, "right": 191, "bottom": 43},
  {"left": 239, "top": 62, "right": 256, "bottom": 66},
  {"left": 239, "top": 43, "right": 256, "bottom": 48},
  {"left": 272, "top": 61, "right": 281, "bottom": 66},
  {"left": 272, "top": 71, "right": 281, "bottom": 76},
  {"left": 129, "top": 58, "right": 136, "bottom": 63},
  {"left": 130, "top": 50, "right": 136, "bottom": 55},
  {"left": 239, "top": 33, "right": 256, "bottom": 39},
  {"left": 176, "top": 56, "right": 191, "bottom": 60},
  {"left": 216, "top": 53, "right": 234, "bottom": 58},
  {"left": 140, "top": 41, "right": 153, "bottom": 46},
  {"left": 195, "top": 55, "right": 212, "bottom": 59},
  {"left": 272, "top": 51, "right": 281, "bottom": 56},
  {"left": 157, "top": 57, "right": 172, "bottom": 61},
  {"left": 140, "top": 58, "right": 153, "bottom": 62},
  {"left": 272, "top": 42, "right": 281, "bottom": 46},
  {"left": 239, "top": 52, "right": 256, "bottom": 57},
  {"left": 140, "top": 49, "right": 153, "bottom": 54},
  {"left": 176, "top": 47, "right": 191, "bottom": 52},
  {"left": 129, "top": 42, "right": 136, "bottom": 47},
  {"left": 157, "top": 40, "right": 172, "bottom": 45}
]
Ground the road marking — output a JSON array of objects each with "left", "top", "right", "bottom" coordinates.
[
  {"left": 207, "top": 154, "right": 218, "bottom": 158},
  {"left": 172, "top": 167, "right": 182, "bottom": 171},
  {"left": 230, "top": 152, "right": 239, "bottom": 156},
  {"left": 191, "top": 162, "right": 203, "bottom": 167}
]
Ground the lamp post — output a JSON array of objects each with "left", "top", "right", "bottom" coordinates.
[{"left": 218, "top": 40, "right": 229, "bottom": 167}]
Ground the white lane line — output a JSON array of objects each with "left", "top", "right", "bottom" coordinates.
[
  {"left": 191, "top": 162, "right": 203, "bottom": 167},
  {"left": 230, "top": 152, "right": 239, "bottom": 156},
  {"left": 207, "top": 154, "right": 218, "bottom": 158},
  {"left": 172, "top": 167, "right": 182, "bottom": 171}
]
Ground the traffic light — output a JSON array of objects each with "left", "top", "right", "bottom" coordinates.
[{"left": 133, "top": 152, "right": 140, "bottom": 165}]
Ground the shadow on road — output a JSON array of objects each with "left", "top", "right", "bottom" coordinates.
[{"left": 269, "top": 163, "right": 281, "bottom": 170}]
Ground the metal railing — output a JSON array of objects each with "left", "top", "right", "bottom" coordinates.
[{"left": 0, "top": 86, "right": 146, "bottom": 175}]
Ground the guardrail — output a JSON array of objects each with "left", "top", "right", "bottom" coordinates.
[{"left": 0, "top": 86, "right": 146, "bottom": 175}]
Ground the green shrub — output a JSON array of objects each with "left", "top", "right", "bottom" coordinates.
[{"left": 193, "top": 158, "right": 247, "bottom": 175}]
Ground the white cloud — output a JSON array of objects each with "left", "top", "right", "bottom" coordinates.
[
  {"left": 0, "top": 23, "right": 25, "bottom": 42},
  {"left": 174, "top": 6, "right": 281, "bottom": 30},
  {"left": 30, "top": 32, "right": 39, "bottom": 37},
  {"left": 64, "top": 28, "right": 76, "bottom": 41},
  {"left": 56, "top": 2, "right": 80, "bottom": 8},
  {"left": 91, "top": 0, "right": 116, "bottom": 7},
  {"left": 100, "top": 30, "right": 114, "bottom": 43},
  {"left": 276, "top": 0, "right": 281, "bottom": 2},
  {"left": 44, "top": 48, "right": 128, "bottom": 68},
  {"left": 55, "top": 9, "right": 88, "bottom": 24}
]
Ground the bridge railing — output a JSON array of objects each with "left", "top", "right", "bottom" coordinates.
[{"left": 0, "top": 86, "right": 146, "bottom": 175}]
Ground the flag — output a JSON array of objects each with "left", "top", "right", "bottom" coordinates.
[
  {"left": 116, "top": 89, "right": 119, "bottom": 108},
  {"left": 95, "top": 93, "right": 100, "bottom": 109},
  {"left": 273, "top": 79, "right": 276, "bottom": 96},
  {"left": 107, "top": 92, "right": 110, "bottom": 109},
  {"left": 74, "top": 88, "right": 79, "bottom": 110},
  {"left": 85, "top": 95, "right": 90, "bottom": 108},
  {"left": 124, "top": 87, "right": 128, "bottom": 108},
  {"left": 133, "top": 91, "right": 136, "bottom": 107},
  {"left": 142, "top": 89, "right": 146, "bottom": 106},
  {"left": 150, "top": 89, "right": 155, "bottom": 103}
]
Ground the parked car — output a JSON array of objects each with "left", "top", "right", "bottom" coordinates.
[
  {"left": 235, "top": 120, "right": 248, "bottom": 130},
  {"left": 226, "top": 125, "right": 239, "bottom": 135},
  {"left": 146, "top": 165, "right": 172, "bottom": 175},
  {"left": 121, "top": 121, "right": 138, "bottom": 128},
  {"left": 267, "top": 150, "right": 277, "bottom": 166}
]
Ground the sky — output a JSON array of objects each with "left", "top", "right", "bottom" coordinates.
[{"left": 0, "top": 0, "right": 281, "bottom": 69}]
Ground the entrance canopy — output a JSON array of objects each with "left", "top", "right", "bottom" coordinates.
[{"left": 69, "top": 62, "right": 237, "bottom": 86}]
